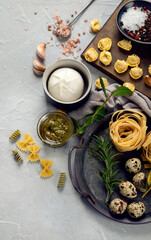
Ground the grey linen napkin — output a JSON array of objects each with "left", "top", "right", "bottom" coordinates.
[{"left": 69, "top": 83, "right": 151, "bottom": 120}]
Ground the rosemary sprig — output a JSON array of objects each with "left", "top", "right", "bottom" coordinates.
[
  {"left": 89, "top": 135, "right": 121, "bottom": 204},
  {"left": 73, "top": 76, "right": 133, "bottom": 136}
]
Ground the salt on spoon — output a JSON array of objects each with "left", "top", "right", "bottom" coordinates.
[{"left": 55, "top": 0, "right": 96, "bottom": 38}]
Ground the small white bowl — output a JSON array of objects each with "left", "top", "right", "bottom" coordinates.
[{"left": 42, "top": 59, "right": 92, "bottom": 110}]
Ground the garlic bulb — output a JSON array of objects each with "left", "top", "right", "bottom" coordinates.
[
  {"left": 33, "top": 58, "right": 46, "bottom": 75},
  {"left": 36, "top": 42, "right": 46, "bottom": 60}
]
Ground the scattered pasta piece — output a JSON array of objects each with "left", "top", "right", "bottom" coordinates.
[
  {"left": 95, "top": 77, "right": 109, "bottom": 89},
  {"left": 109, "top": 110, "right": 147, "bottom": 152},
  {"left": 148, "top": 64, "right": 151, "bottom": 75},
  {"left": 123, "top": 82, "right": 135, "bottom": 92},
  {"left": 114, "top": 60, "right": 128, "bottom": 73},
  {"left": 98, "top": 38, "right": 112, "bottom": 51},
  {"left": 85, "top": 48, "right": 98, "bottom": 62},
  {"left": 126, "top": 54, "right": 140, "bottom": 67},
  {"left": 117, "top": 39, "right": 132, "bottom": 51},
  {"left": 57, "top": 172, "right": 66, "bottom": 188},
  {"left": 12, "top": 149, "right": 23, "bottom": 163},
  {"left": 9, "top": 129, "right": 21, "bottom": 140},
  {"left": 27, "top": 145, "right": 41, "bottom": 162},
  {"left": 90, "top": 19, "right": 101, "bottom": 32},
  {"left": 99, "top": 50, "right": 112, "bottom": 66},
  {"left": 142, "top": 131, "right": 151, "bottom": 163},
  {"left": 16, "top": 133, "right": 35, "bottom": 152},
  {"left": 129, "top": 66, "right": 143, "bottom": 79},
  {"left": 40, "top": 159, "right": 53, "bottom": 178}
]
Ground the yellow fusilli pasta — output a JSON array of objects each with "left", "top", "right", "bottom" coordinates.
[
  {"left": 40, "top": 159, "right": 53, "bottom": 178},
  {"left": 12, "top": 149, "right": 23, "bottom": 163},
  {"left": 57, "top": 172, "right": 66, "bottom": 188},
  {"left": 9, "top": 129, "right": 21, "bottom": 140},
  {"left": 16, "top": 133, "right": 35, "bottom": 152},
  {"left": 27, "top": 145, "right": 41, "bottom": 162}
]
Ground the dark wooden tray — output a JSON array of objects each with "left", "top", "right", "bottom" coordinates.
[{"left": 81, "top": 0, "right": 151, "bottom": 99}]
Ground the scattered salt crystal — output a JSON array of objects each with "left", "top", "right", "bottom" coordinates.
[
  {"left": 24, "top": 26, "right": 28, "bottom": 30},
  {"left": 78, "top": 33, "right": 81, "bottom": 36},
  {"left": 121, "top": 7, "right": 148, "bottom": 31},
  {"left": 84, "top": 19, "right": 88, "bottom": 22},
  {"left": 57, "top": 57, "right": 62, "bottom": 60}
]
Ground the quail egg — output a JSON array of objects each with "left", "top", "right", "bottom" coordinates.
[
  {"left": 125, "top": 158, "right": 141, "bottom": 174},
  {"left": 119, "top": 181, "right": 137, "bottom": 198},
  {"left": 132, "top": 172, "right": 147, "bottom": 192},
  {"left": 127, "top": 201, "right": 146, "bottom": 218},
  {"left": 109, "top": 198, "right": 127, "bottom": 215}
]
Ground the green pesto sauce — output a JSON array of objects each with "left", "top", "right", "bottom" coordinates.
[{"left": 39, "top": 113, "right": 72, "bottom": 144}]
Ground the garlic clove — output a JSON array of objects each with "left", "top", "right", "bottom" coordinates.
[
  {"left": 33, "top": 58, "right": 46, "bottom": 75},
  {"left": 144, "top": 75, "right": 151, "bottom": 87},
  {"left": 33, "top": 66, "right": 45, "bottom": 75},
  {"left": 36, "top": 42, "right": 46, "bottom": 60}
]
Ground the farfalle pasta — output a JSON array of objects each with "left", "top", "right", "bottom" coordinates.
[
  {"left": 142, "top": 131, "right": 151, "bottom": 163},
  {"left": 40, "top": 159, "right": 53, "bottom": 178},
  {"left": 109, "top": 110, "right": 147, "bottom": 152},
  {"left": 16, "top": 133, "right": 35, "bottom": 152},
  {"left": 27, "top": 145, "right": 41, "bottom": 162}
]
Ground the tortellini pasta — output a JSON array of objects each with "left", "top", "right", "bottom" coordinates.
[
  {"left": 148, "top": 64, "right": 151, "bottom": 75},
  {"left": 117, "top": 39, "right": 132, "bottom": 51},
  {"left": 99, "top": 50, "right": 112, "bottom": 66},
  {"left": 95, "top": 77, "right": 109, "bottom": 89},
  {"left": 98, "top": 38, "right": 112, "bottom": 51},
  {"left": 85, "top": 48, "right": 98, "bottom": 62},
  {"left": 114, "top": 60, "right": 129, "bottom": 73},
  {"left": 123, "top": 82, "right": 135, "bottom": 92},
  {"left": 90, "top": 19, "right": 101, "bottom": 32},
  {"left": 129, "top": 66, "right": 143, "bottom": 79},
  {"left": 126, "top": 54, "right": 140, "bottom": 67}
]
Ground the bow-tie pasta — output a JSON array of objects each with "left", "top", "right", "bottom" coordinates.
[
  {"left": 40, "top": 159, "right": 54, "bottom": 178},
  {"left": 99, "top": 50, "right": 112, "bottom": 66},
  {"left": 85, "top": 48, "right": 98, "bottom": 62},
  {"left": 117, "top": 39, "right": 132, "bottom": 51},
  {"left": 126, "top": 54, "right": 140, "bottom": 67},
  {"left": 98, "top": 38, "right": 112, "bottom": 51},
  {"left": 114, "top": 60, "right": 129, "bottom": 73},
  {"left": 129, "top": 66, "right": 143, "bottom": 79},
  {"left": 27, "top": 145, "right": 41, "bottom": 162},
  {"left": 16, "top": 133, "right": 35, "bottom": 152}
]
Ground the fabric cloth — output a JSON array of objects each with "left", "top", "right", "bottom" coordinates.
[{"left": 69, "top": 83, "right": 151, "bottom": 120}]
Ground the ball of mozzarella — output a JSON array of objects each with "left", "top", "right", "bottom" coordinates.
[{"left": 48, "top": 68, "right": 84, "bottom": 102}]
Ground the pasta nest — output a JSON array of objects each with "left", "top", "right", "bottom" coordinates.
[
  {"left": 109, "top": 110, "right": 147, "bottom": 152},
  {"left": 142, "top": 131, "right": 151, "bottom": 163},
  {"left": 85, "top": 48, "right": 98, "bottom": 62}
]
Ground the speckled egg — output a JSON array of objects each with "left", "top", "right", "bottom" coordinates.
[
  {"left": 125, "top": 158, "right": 141, "bottom": 174},
  {"left": 119, "top": 181, "right": 137, "bottom": 198},
  {"left": 133, "top": 172, "right": 147, "bottom": 192},
  {"left": 109, "top": 198, "right": 127, "bottom": 215},
  {"left": 127, "top": 202, "right": 146, "bottom": 218}
]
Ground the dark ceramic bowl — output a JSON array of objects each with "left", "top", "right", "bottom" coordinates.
[
  {"left": 116, "top": 0, "right": 151, "bottom": 44},
  {"left": 43, "top": 59, "right": 92, "bottom": 111}
]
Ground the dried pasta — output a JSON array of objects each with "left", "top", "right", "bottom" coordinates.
[
  {"left": 27, "top": 145, "right": 41, "bottom": 162},
  {"left": 12, "top": 149, "right": 23, "bottom": 163},
  {"left": 57, "top": 172, "right": 66, "bottom": 188},
  {"left": 142, "top": 131, "right": 151, "bottom": 163},
  {"left": 9, "top": 129, "right": 21, "bottom": 140},
  {"left": 16, "top": 133, "right": 35, "bottom": 152},
  {"left": 40, "top": 159, "right": 53, "bottom": 178},
  {"left": 90, "top": 19, "right": 101, "bottom": 32},
  {"left": 109, "top": 110, "right": 147, "bottom": 152}
]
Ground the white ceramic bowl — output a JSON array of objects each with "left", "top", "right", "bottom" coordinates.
[{"left": 42, "top": 59, "right": 92, "bottom": 110}]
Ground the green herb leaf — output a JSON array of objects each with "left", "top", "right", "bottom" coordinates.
[
  {"left": 84, "top": 116, "right": 93, "bottom": 126},
  {"left": 112, "top": 86, "right": 133, "bottom": 96},
  {"left": 95, "top": 106, "right": 106, "bottom": 116},
  {"left": 99, "top": 76, "right": 107, "bottom": 99}
]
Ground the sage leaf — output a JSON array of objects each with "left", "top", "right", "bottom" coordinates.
[
  {"left": 99, "top": 76, "right": 107, "bottom": 99},
  {"left": 112, "top": 86, "right": 133, "bottom": 96}
]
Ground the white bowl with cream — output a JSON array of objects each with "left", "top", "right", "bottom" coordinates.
[{"left": 43, "top": 59, "right": 92, "bottom": 110}]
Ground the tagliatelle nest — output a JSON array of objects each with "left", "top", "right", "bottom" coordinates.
[
  {"left": 109, "top": 110, "right": 147, "bottom": 152},
  {"left": 142, "top": 131, "right": 151, "bottom": 163}
]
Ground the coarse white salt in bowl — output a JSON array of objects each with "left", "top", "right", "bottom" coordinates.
[{"left": 121, "top": 7, "right": 148, "bottom": 32}]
